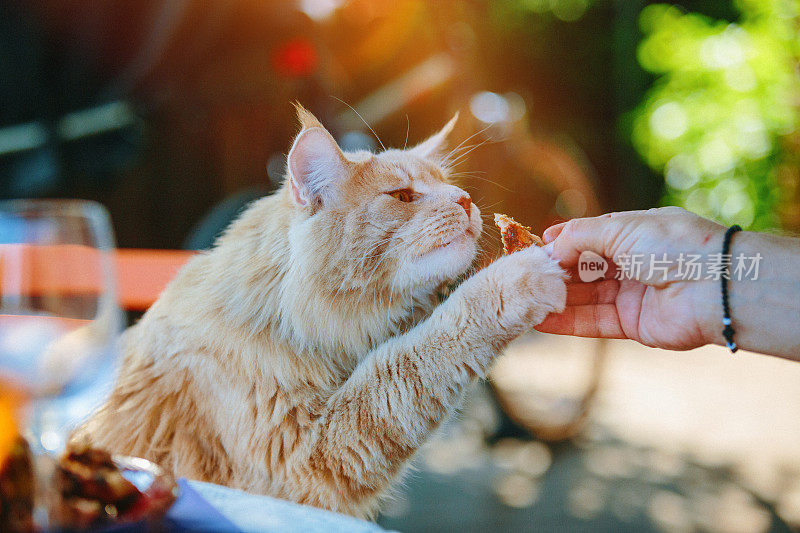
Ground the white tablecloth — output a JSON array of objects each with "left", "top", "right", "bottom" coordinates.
[{"left": 188, "top": 480, "right": 388, "bottom": 533}]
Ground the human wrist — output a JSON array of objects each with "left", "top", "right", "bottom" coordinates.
[
  {"left": 697, "top": 230, "right": 800, "bottom": 356},
  {"left": 692, "top": 228, "right": 750, "bottom": 349},
  {"left": 693, "top": 277, "right": 725, "bottom": 348}
]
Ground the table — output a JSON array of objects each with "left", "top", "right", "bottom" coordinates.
[
  {"left": 0, "top": 245, "right": 195, "bottom": 311},
  {"left": 164, "top": 479, "right": 387, "bottom": 533}
]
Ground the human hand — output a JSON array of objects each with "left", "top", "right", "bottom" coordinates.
[{"left": 535, "top": 207, "right": 726, "bottom": 350}]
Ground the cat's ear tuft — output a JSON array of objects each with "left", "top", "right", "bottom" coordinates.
[
  {"left": 288, "top": 124, "right": 347, "bottom": 209},
  {"left": 293, "top": 102, "right": 324, "bottom": 131},
  {"left": 409, "top": 112, "right": 459, "bottom": 160}
]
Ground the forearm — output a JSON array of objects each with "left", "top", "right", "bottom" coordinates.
[
  {"left": 698, "top": 231, "right": 800, "bottom": 359},
  {"left": 286, "top": 247, "right": 565, "bottom": 513},
  {"left": 324, "top": 314, "right": 491, "bottom": 453},
  {"left": 305, "top": 248, "right": 558, "bottom": 472},
  {"left": 291, "top": 304, "right": 496, "bottom": 514}
]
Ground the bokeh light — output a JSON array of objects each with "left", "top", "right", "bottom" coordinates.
[
  {"left": 470, "top": 92, "right": 512, "bottom": 124},
  {"left": 631, "top": 1, "right": 800, "bottom": 230},
  {"left": 299, "top": 0, "right": 346, "bottom": 21}
]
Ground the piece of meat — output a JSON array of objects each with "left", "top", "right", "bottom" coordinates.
[{"left": 494, "top": 213, "right": 544, "bottom": 254}]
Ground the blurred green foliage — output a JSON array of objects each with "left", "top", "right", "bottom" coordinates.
[{"left": 631, "top": 1, "right": 800, "bottom": 229}]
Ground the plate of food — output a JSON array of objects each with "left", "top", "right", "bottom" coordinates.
[
  {"left": 56, "top": 444, "right": 179, "bottom": 530},
  {"left": 0, "top": 437, "right": 178, "bottom": 532}
]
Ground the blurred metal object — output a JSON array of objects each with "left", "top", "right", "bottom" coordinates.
[
  {"left": 491, "top": 339, "right": 608, "bottom": 443},
  {"left": 0, "top": 102, "right": 138, "bottom": 158},
  {"left": 0, "top": 124, "right": 48, "bottom": 157}
]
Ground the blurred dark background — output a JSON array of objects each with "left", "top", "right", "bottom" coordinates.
[
  {"left": 8, "top": 0, "right": 793, "bottom": 253},
  {"left": 3, "top": 1, "right": 797, "bottom": 250}
]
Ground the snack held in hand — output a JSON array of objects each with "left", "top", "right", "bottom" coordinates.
[{"left": 494, "top": 213, "right": 544, "bottom": 254}]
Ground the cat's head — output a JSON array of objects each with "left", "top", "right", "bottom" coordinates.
[{"left": 284, "top": 105, "right": 482, "bottom": 302}]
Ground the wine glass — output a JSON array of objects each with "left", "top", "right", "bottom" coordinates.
[{"left": 0, "top": 199, "right": 122, "bottom": 530}]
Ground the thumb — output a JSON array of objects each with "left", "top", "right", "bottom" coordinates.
[{"left": 546, "top": 215, "right": 619, "bottom": 268}]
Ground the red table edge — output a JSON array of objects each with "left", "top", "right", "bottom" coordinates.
[{"left": 115, "top": 249, "right": 196, "bottom": 311}]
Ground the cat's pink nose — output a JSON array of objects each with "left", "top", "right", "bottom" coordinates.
[{"left": 456, "top": 195, "right": 471, "bottom": 220}]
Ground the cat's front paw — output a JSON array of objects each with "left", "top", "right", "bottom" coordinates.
[{"left": 476, "top": 246, "right": 567, "bottom": 339}]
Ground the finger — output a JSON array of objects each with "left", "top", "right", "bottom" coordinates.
[
  {"left": 549, "top": 214, "right": 621, "bottom": 268},
  {"left": 558, "top": 263, "right": 620, "bottom": 285},
  {"left": 614, "top": 279, "right": 647, "bottom": 340},
  {"left": 535, "top": 303, "right": 627, "bottom": 339},
  {"left": 565, "top": 279, "right": 620, "bottom": 306},
  {"left": 543, "top": 222, "right": 567, "bottom": 244}
]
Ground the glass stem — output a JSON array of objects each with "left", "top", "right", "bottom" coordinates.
[
  {"left": 25, "top": 401, "right": 63, "bottom": 531},
  {"left": 32, "top": 453, "right": 57, "bottom": 531}
]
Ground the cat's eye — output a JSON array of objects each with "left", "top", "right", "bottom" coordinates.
[{"left": 387, "top": 189, "right": 416, "bottom": 203}]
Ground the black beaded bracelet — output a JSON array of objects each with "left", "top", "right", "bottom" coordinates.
[{"left": 721, "top": 224, "right": 742, "bottom": 353}]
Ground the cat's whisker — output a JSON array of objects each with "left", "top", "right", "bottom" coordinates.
[
  {"left": 479, "top": 208, "right": 503, "bottom": 217},
  {"left": 386, "top": 273, "right": 398, "bottom": 325},
  {"left": 368, "top": 253, "right": 391, "bottom": 283},
  {"left": 357, "top": 246, "right": 395, "bottom": 304},
  {"left": 343, "top": 251, "right": 387, "bottom": 263},
  {"left": 330, "top": 238, "right": 398, "bottom": 302},
  {"left": 403, "top": 114, "right": 410, "bottom": 151},
  {"left": 332, "top": 96, "right": 386, "bottom": 152},
  {"left": 340, "top": 252, "right": 382, "bottom": 262},
  {"left": 452, "top": 169, "right": 487, "bottom": 176},
  {"left": 446, "top": 138, "right": 495, "bottom": 168},
  {"left": 443, "top": 124, "right": 493, "bottom": 162},
  {"left": 477, "top": 198, "right": 503, "bottom": 208},
  {"left": 447, "top": 141, "right": 485, "bottom": 159},
  {"left": 443, "top": 137, "right": 495, "bottom": 169},
  {"left": 331, "top": 280, "right": 349, "bottom": 302},
  {"left": 477, "top": 200, "right": 504, "bottom": 212},
  {"left": 442, "top": 143, "right": 484, "bottom": 168},
  {"left": 458, "top": 174, "right": 513, "bottom": 193},
  {"left": 340, "top": 237, "right": 395, "bottom": 262}
]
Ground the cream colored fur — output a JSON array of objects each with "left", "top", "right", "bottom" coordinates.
[{"left": 75, "top": 107, "right": 567, "bottom": 518}]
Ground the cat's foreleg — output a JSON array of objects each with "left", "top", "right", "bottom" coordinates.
[{"left": 289, "top": 246, "right": 566, "bottom": 517}]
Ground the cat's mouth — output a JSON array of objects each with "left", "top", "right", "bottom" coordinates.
[
  {"left": 410, "top": 226, "right": 479, "bottom": 282},
  {"left": 423, "top": 227, "right": 476, "bottom": 255}
]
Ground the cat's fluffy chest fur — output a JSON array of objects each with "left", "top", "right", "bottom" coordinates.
[{"left": 75, "top": 107, "right": 567, "bottom": 518}]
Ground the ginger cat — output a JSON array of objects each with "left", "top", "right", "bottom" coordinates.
[{"left": 75, "top": 106, "right": 567, "bottom": 518}]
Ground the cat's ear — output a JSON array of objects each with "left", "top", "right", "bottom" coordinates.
[
  {"left": 288, "top": 107, "right": 348, "bottom": 209},
  {"left": 409, "top": 112, "right": 459, "bottom": 160}
]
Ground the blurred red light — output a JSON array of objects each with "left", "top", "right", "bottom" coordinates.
[{"left": 271, "top": 38, "right": 318, "bottom": 78}]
